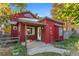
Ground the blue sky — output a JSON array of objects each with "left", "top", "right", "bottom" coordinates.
[
  {"left": 26, "top": 3, "right": 52, "bottom": 17},
  {"left": 10, "top": 3, "right": 52, "bottom": 17}
]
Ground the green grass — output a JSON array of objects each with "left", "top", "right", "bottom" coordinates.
[
  {"left": 32, "top": 52, "right": 61, "bottom": 56},
  {"left": 11, "top": 43, "right": 27, "bottom": 56},
  {"left": 53, "top": 35, "right": 79, "bottom": 49}
]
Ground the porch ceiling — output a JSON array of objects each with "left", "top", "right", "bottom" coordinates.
[{"left": 17, "top": 18, "right": 46, "bottom": 26}]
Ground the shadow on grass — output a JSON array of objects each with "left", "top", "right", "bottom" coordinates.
[{"left": 32, "top": 52, "right": 61, "bottom": 56}]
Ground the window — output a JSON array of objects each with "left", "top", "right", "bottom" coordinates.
[
  {"left": 13, "top": 26, "right": 17, "bottom": 30},
  {"left": 59, "top": 27, "right": 63, "bottom": 36},
  {"left": 27, "top": 27, "right": 35, "bottom": 35}
]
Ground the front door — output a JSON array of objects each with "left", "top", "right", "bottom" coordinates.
[{"left": 37, "top": 27, "right": 41, "bottom": 40}]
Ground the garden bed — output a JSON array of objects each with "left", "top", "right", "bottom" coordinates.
[{"left": 0, "top": 47, "right": 12, "bottom": 56}]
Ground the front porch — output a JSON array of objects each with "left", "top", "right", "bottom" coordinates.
[
  {"left": 26, "top": 26, "right": 43, "bottom": 42},
  {"left": 17, "top": 18, "right": 46, "bottom": 43}
]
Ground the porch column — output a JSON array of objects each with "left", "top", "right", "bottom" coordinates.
[{"left": 19, "top": 23, "right": 26, "bottom": 42}]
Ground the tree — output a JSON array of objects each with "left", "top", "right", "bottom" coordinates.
[
  {"left": 52, "top": 3, "right": 79, "bottom": 31},
  {"left": 0, "top": 3, "right": 12, "bottom": 16},
  {"left": 11, "top": 3, "right": 27, "bottom": 12},
  {"left": 0, "top": 3, "right": 12, "bottom": 33}
]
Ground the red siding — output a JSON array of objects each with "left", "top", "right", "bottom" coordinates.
[
  {"left": 19, "top": 23, "right": 25, "bottom": 42},
  {"left": 11, "top": 25, "right": 18, "bottom": 37},
  {"left": 53, "top": 25, "right": 59, "bottom": 40},
  {"left": 59, "top": 36, "right": 63, "bottom": 41},
  {"left": 41, "top": 19, "right": 55, "bottom": 43},
  {"left": 41, "top": 18, "right": 63, "bottom": 43}
]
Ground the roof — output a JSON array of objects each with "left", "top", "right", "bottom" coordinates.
[
  {"left": 44, "top": 17, "right": 63, "bottom": 24},
  {"left": 10, "top": 11, "right": 38, "bottom": 20},
  {"left": 10, "top": 11, "right": 63, "bottom": 25},
  {"left": 38, "top": 17, "right": 63, "bottom": 25},
  {"left": 17, "top": 18, "right": 46, "bottom": 26}
]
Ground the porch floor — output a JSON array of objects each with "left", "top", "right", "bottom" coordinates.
[
  {"left": 21, "top": 40, "right": 46, "bottom": 49},
  {"left": 27, "top": 41, "right": 47, "bottom": 49}
]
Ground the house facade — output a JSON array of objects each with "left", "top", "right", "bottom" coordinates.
[{"left": 10, "top": 11, "right": 63, "bottom": 44}]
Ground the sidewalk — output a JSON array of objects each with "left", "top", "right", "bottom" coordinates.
[{"left": 27, "top": 41, "right": 70, "bottom": 55}]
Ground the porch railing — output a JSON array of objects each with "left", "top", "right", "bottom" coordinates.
[{"left": 0, "top": 33, "right": 19, "bottom": 47}]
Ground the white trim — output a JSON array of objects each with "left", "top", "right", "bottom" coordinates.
[
  {"left": 13, "top": 26, "right": 17, "bottom": 30},
  {"left": 55, "top": 23, "right": 63, "bottom": 27},
  {"left": 9, "top": 21, "right": 17, "bottom": 25},
  {"left": 37, "top": 27, "right": 41, "bottom": 40},
  {"left": 27, "top": 27, "right": 35, "bottom": 35},
  {"left": 18, "top": 18, "right": 39, "bottom": 23},
  {"left": 32, "top": 27, "right": 35, "bottom": 35}
]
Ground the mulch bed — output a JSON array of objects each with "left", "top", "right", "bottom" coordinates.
[{"left": 0, "top": 47, "right": 12, "bottom": 56}]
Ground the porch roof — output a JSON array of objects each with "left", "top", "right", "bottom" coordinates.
[{"left": 17, "top": 18, "right": 46, "bottom": 26}]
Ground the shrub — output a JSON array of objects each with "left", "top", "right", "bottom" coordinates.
[{"left": 11, "top": 43, "right": 27, "bottom": 56}]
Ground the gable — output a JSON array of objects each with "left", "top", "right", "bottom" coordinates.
[{"left": 11, "top": 12, "right": 37, "bottom": 21}]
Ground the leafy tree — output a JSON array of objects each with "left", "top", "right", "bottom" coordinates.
[
  {"left": 11, "top": 3, "right": 27, "bottom": 12},
  {"left": 0, "top": 3, "right": 27, "bottom": 33},
  {"left": 0, "top": 3, "right": 12, "bottom": 33},
  {"left": 52, "top": 3, "right": 79, "bottom": 31}
]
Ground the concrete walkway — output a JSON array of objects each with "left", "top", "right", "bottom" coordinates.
[{"left": 27, "top": 41, "right": 70, "bottom": 55}]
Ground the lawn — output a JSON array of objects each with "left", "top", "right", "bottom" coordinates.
[
  {"left": 32, "top": 52, "right": 61, "bottom": 56},
  {"left": 53, "top": 35, "right": 79, "bottom": 49}
]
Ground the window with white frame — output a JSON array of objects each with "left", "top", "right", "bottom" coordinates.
[
  {"left": 59, "top": 27, "right": 63, "bottom": 36},
  {"left": 27, "top": 27, "right": 35, "bottom": 35}
]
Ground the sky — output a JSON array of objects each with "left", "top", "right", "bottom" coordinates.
[
  {"left": 10, "top": 3, "right": 52, "bottom": 17},
  {"left": 26, "top": 3, "right": 52, "bottom": 17}
]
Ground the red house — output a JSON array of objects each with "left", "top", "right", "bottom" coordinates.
[{"left": 10, "top": 11, "right": 63, "bottom": 44}]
